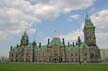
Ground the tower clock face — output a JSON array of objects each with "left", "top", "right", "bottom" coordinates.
[
  {"left": 87, "top": 33, "right": 95, "bottom": 41},
  {"left": 87, "top": 33, "right": 92, "bottom": 40},
  {"left": 87, "top": 33, "right": 90, "bottom": 38}
]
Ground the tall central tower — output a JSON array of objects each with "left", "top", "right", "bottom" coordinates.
[
  {"left": 83, "top": 13, "right": 96, "bottom": 46},
  {"left": 83, "top": 13, "right": 101, "bottom": 62}
]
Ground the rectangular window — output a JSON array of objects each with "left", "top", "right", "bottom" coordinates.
[{"left": 71, "top": 53, "right": 73, "bottom": 56}]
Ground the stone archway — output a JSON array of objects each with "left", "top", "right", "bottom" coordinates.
[{"left": 52, "top": 56, "right": 62, "bottom": 63}]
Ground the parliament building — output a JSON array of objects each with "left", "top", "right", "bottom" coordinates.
[{"left": 9, "top": 15, "right": 101, "bottom": 63}]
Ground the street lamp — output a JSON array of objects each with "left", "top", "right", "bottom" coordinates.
[{"left": 78, "top": 36, "right": 81, "bottom": 64}]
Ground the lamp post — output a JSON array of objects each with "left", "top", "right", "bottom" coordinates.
[
  {"left": 63, "top": 38, "right": 66, "bottom": 62},
  {"left": 32, "top": 41, "right": 36, "bottom": 62},
  {"left": 79, "top": 45, "right": 80, "bottom": 64},
  {"left": 78, "top": 36, "right": 81, "bottom": 64}
]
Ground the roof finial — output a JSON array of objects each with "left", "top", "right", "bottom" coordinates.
[
  {"left": 24, "top": 23, "right": 29, "bottom": 35},
  {"left": 85, "top": 9, "right": 90, "bottom": 20},
  {"left": 24, "top": 23, "right": 27, "bottom": 34},
  {"left": 54, "top": 30, "right": 57, "bottom": 37},
  {"left": 84, "top": 9, "right": 94, "bottom": 28}
]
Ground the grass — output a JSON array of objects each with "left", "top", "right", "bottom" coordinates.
[{"left": 0, "top": 63, "right": 108, "bottom": 71}]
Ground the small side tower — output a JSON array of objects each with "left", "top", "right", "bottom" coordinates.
[{"left": 20, "top": 31, "right": 29, "bottom": 46}]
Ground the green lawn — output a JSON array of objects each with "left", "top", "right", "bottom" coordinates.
[{"left": 0, "top": 63, "right": 108, "bottom": 71}]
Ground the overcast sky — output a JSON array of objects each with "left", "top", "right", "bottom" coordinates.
[{"left": 0, "top": 0, "right": 108, "bottom": 57}]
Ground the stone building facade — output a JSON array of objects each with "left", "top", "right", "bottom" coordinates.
[
  {"left": 9, "top": 15, "right": 101, "bottom": 63},
  {"left": 100, "top": 49, "right": 108, "bottom": 62}
]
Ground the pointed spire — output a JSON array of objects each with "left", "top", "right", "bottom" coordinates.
[
  {"left": 23, "top": 28, "right": 28, "bottom": 39},
  {"left": 85, "top": 9, "right": 90, "bottom": 20},
  {"left": 24, "top": 30, "right": 27, "bottom": 35},
  {"left": 84, "top": 9, "right": 95, "bottom": 28},
  {"left": 24, "top": 23, "right": 27, "bottom": 34},
  {"left": 54, "top": 30, "right": 57, "bottom": 37},
  {"left": 23, "top": 24, "right": 27, "bottom": 35},
  {"left": 20, "top": 23, "right": 29, "bottom": 46}
]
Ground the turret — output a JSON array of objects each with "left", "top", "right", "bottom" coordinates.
[
  {"left": 68, "top": 42, "right": 70, "bottom": 47},
  {"left": 73, "top": 42, "right": 74, "bottom": 47},
  {"left": 76, "top": 41, "right": 78, "bottom": 45},
  {"left": 39, "top": 43, "right": 41, "bottom": 48},
  {"left": 32, "top": 41, "right": 36, "bottom": 47},
  {"left": 16, "top": 44, "right": 19, "bottom": 48},
  {"left": 48, "top": 39, "right": 50, "bottom": 45},
  {"left": 47, "top": 38, "right": 50, "bottom": 47},
  {"left": 78, "top": 36, "right": 81, "bottom": 46},
  {"left": 32, "top": 41, "right": 36, "bottom": 62},
  {"left": 20, "top": 31, "right": 29, "bottom": 47},
  {"left": 10, "top": 46, "right": 13, "bottom": 50},
  {"left": 62, "top": 38, "right": 65, "bottom": 46}
]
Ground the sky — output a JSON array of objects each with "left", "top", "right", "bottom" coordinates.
[{"left": 0, "top": 0, "right": 108, "bottom": 57}]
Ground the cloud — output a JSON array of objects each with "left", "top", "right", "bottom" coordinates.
[
  {"left": 91, "top": 10, "right": 108, "bottom": 48},
  {"left": 29, "top": 0, "right": 96, "bottom": 12},
  {"left": 70, "top": 14, "right": 81, "bottom": 20},
  {"left": 0, "top": 0, "right": 38, "bottom": 40},
  {"left": 96, "top": 33, "right": 108, "bottom": 41},
  {"left": 59, "top": 28, "right": 83, "bottom": 44},
  {"left": 91, "top": 10, "right": 108, "bottom": 29},
  {"left": 0, "top": 0, "right": 96, "bottom": 40},
  {"left": 96, "top": 33, "right": 108, "bottom": 49},
  {"left": 33, "top": 3, "right": 60, "bottom": 19},
  {"left": 31, "top": 0, "right": 96, "bottom": 19}
]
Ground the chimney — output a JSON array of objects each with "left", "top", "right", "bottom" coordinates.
[
  {"left": 32, "top": 41, "right": 36, "bottom": 47},
  {"left": 78, "top": 36, "right": 81, "bottom": 45},
  {"left": 10, "top": 46, "right": 13, "bottom": 50},
  {"left": 68, "top": 42, "right": 70, "bottom": 47},
  {"left": 73, "top": 42, "right": 74, "bottom": 47},
  {"left": 76, "top": 41, "right": 78, "bottom": 45},
  {"left": 39, "top": 43, "right": 41, "bottom": 48},
  {"left": 62, "top": 38, "right": 65, "bottom": 46},
  {"left": 48, "top": 39, "right": 50, "bottom": 44},
  {"left": 17, "top": 44, "right": 19, "bottom": 48}
]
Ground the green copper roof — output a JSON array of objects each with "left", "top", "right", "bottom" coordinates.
[
  {"left": 80, "top": 42, "right": 89, "bottom": 48},
  {"left": 49, "top": 37, "right": 63, "bottom": 46},
  {"left": 11, "top": 38, "right": 89, "bottom": 52},
  {"left": 65, "top": 42, "right": 89, "bottom": 51},
  {"left": 34, "top": 46, "right": 47, "bottom": 51},
  {"left": 21, "top": 31, "right": 29, "bottom": 40},
  {"left": 84, "top": 12, "right": 95, "bottom": 28},
  {"left": 84, "top": 19, "right": 95, "bottom": 28}
]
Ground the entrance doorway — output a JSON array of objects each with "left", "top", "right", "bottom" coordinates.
[{"left": 52, "top": 56, "right": 62, "bottom": 63}]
